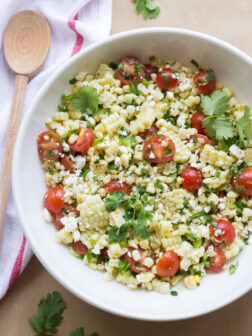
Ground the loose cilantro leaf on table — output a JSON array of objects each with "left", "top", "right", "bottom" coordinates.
[
  {"left": 70, "top": 328, "right": 85, "bottom": 336},
  {"left": 29, "top": 292, "right": 99, "bottom": 336},
  {"left": 201, "top": 91, "right": 252, "bottom": 144},
  {"left": 73, "top": 85, "right": 99, "bottom": 116},
  {"left": 136, "top": 0, "right": 160, "bottom": 19},
  {"left": 29, "top": 292, "right": 65, "bottom": 336}
]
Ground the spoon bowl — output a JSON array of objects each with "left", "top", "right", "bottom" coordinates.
[{"left": 4, "top": 10, "right": 50, "bottom": 75}]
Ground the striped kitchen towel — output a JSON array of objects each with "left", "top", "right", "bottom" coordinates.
[{"left": 0, "top": 0, "right": 112, "bottom": 299}]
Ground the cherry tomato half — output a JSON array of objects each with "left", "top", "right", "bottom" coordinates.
[
  {"left": 181, "top": 166, "right": 203, "bottom": 191},
  {"left": 143, "top": 135, "right": 175, "bottom": 163},
  {"left": 209, "top": 219, "right": 236, "bottom": 245},
  {"left": 116, "top": 56, "right": 145, "bottom": 85},
  {"left": 69, "top": 128, "right": 94, "bottom": 152},
  {"left": 144, "top": 64, "right": 158, "bottom": 80},
  {"left": 156, "top": 250, "right": 180, "bottom": 277},
  {"left": 206, "top": 246, "right": 225, "bottom": 273},
  {"left": 106, "top": 179, "right": 131, "bottom": 195},
  {"left": 61, "top": 155, "right": 74, "bottom": 173},
  {"left": 125, "top": 247, "right": 155, "bottom": 274},
  {"left": 44, "top": 186, "right": 64, "bottom": 215},
  {"left": 138, "top": 127, "right": 158, "bottom": 140},
  {"left": 193, "top": 71, "right": 216, "bottom": 95},
  {"left": 53, "top": 204, "right": 80, "bottom": 231},
  {"left": 189, "top": 134, "right": 211, "bottom": 147},
  {"left": 232, "top": 167, "right": 252, "bottom": 196},
  {"left": 37, "top": 131, "right": 63, "bottom": 161},
  {"left": 190, "top": 112, "right": 206, "bottom": 135},
  {"left": 156, "top": 68, "right": 179, "bottom": 90},
  {"left": 72, "top": 241, "right": 88, "bottom": 255}
]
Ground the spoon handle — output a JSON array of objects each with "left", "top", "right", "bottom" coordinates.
[{"left": 0, "top": 74, "right": 28, "bottom": 247}]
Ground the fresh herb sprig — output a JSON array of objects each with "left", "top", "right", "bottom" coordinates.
[
  {"left": 72, "top": 85, "right": 99, "bottom": 117},
  {"left": 136, "top": 0, "right": 160, "bottom": 19},
  {"left": 29, "top": 292, "right": 99, "bottom": 336},
  {"left": 201, "top": 91, "right": 252, "bottom": 144},
  {"left": 105, "top": 189, "right": 154, "bottom": 241}
]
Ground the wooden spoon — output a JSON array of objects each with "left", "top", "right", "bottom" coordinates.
[{"left": 0, "top": 10, "right": 50, "bottom": 246}]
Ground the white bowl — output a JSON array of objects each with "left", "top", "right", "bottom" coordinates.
[{"left": 12, "top": 28, "right": 252, "bottom": 321}]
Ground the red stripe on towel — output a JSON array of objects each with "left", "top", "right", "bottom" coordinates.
[
  {"left": 68, "top": 13, "right": 84, "bottom": 56},
  {"left": 8, "top": 235, "right": 26, "bottom": 290}
]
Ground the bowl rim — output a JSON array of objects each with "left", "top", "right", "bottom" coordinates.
[{"left": 12, "top": 27, "right": 252, "bottom": 321}]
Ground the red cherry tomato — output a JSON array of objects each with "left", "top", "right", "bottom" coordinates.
[
  {"left": 193, "top": 71, "right": 216, "bottom": 95},
  {"left": 181, "top": 166, "right": 203, "bottom": 191},
  {"left": 138, "top": 127, "right": 158, "bottom": 140},
  {"left": 125, "top": 247, "right": 155, "bottom": 274},
  {"left": 44, "top": 186, "right": 64, "bottom": 215},
  {"left": 53, "top": 204, "right": 80, "bottom": 231},
  {"left": 156, "top": 250, "right": 180, "bottom": 277},
  {"left": 106, "top": 179, "right": 131, "bottom": 195},
  {"left": 61, "top": 155, "right": 74, "bottom": 173},
  {"left": 232, "top": 168, "right": 252, "bottom": 196},
  {"left": 98, "top": 247, "right": 109, "bottom": 263},
  {"left": 190, "top": 112, "right": 206, "bottom": 135},
  {"left": 37, "top": 131, "right": 63, "bottom": 161},
  {"left": 209, "top": 219, "right": 236, "bottom": 245},
  {"left": 72, "top": 241, "right": 88, "bottom": 256},
  {"left": 143, "top": 135, "right": 175, "bottom": 163},
  {"left": 69, "top": 128, "right": 94, "bottom": 152},
  {"left": 116, "top": 56, "right": 145, "bottom": 85},
  {"left": 206, "top": 246, "right": 225, "bottom": 273},
  {"left": 218, "top": 191, "right": 226, "bottom": 198},
  {"left": 144, "top": 64, "right": 158, "bottom": 80},
  {"left": 156, "top": 68, "right": 179, "bottom": 90},
  {"left": 189, "top": 134, "right": 211, "bottom": 147}
]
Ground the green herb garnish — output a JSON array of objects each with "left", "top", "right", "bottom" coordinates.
[
  {"left": 73, "top": 85, "right": 99, "bottom": 116},
  {"left": 136, "top": 0, "right": 160, "bottom": 19},
  {"left": 229, "top": 261, "right": 238, "bottom": 275}
]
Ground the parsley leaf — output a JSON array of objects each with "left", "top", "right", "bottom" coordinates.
[
  {"left": 70, "top": 328, "right": 84, "bottom": 336},
  {"left": 108, "top": 223, "right": 130, "bottom": 243},
  {"left": 29, "top": 292, "right": 65, "bottom": 335},
  {"left": 235, "top": 105, "right": 252, "bottom": 145},
  {"left": 105, "top": 191, "right": 129, "bottom": 211},
  {"left": 136, "top": 0, "right": 160, "bottom": 19},
  {"left": 105, "top": 190, "right": 153, "bottom": 240},
  {"left": 72, "top": 85, "right": 99, "bottom": 116},
  {"left": 203, "top": 116, "right": 235, "bottom": 140},
  {"left": 201, "top": 90, "right": 230, "bottom": 117},
  {"left": 201, "top": 91, "right": 252, "bottom": 143}
]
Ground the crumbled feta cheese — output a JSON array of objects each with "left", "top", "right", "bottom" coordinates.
[{"left": 61, "top": 216, "right": 78, "bottom": 232}]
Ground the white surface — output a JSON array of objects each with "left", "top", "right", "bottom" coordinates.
[{"left": 12, "top": 28, "right": 252, "bottom": 321}]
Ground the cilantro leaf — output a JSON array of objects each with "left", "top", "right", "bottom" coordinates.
[
  {"left": 29, "top": 292, "right": 65, "bottom": 335},
  {"left": 203, "top": 117, "right": 235, "bottom": 140},
  {"left": 201, "top": 91, "right": 230, "bottom": 117},
  {"left": 72, "top": 85, "right": 99, "bottom": 116},
  {"left": 136, "top": 0, "right": 160, "bottom": 19},
  {"left": 108, "top": 223, "right": 130, "bottom": 243},
  {"left": 105, "top": 191, "right": 129, "bottom": 211},
  {"left": 105, "top": 190, "right": 153, "bottom": 240},
  {"left": 70, "top": 327, "right": 84, "bottom": 336},
  {"left": 235, "top": 105, "right": 252, "bottom": 144},
  {"left": 133, "top": 222, "right": 150, "bottom": 239}
]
